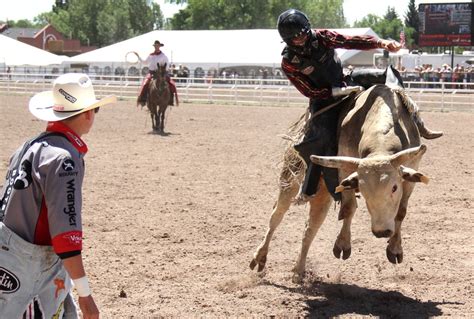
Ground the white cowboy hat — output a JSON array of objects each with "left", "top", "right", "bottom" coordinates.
[{"left": 29, "top": 73, "right": 117, "bottom": 122}]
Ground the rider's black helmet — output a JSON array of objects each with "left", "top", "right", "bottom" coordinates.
[{"left": 277, "top": 9, "right": 311, "bottom": 44}]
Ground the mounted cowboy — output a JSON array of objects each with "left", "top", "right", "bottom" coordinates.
[
  {"left": 277, "top": 9, "right": 442, "bottom": 204},
  {"left": 134, "top": 40, "right": 178, "bottom": 107}
]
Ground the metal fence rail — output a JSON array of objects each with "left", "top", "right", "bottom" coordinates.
[{"left": 0, "top": 72, "right": 473, "bottom": 111}]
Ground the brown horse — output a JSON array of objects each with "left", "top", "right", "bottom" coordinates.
[{"left": 147, "top": 63, "right": 170, "bottom": 132}]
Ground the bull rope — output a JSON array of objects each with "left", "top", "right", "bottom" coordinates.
[{"left": 277, "top": 92, "right": 360, "bottom": 190}]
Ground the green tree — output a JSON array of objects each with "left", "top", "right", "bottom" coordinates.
[
  {"left": 33, "top": 13, "right": 52, "bottom": 26},
  {"left": 168, "top": 0, "right": 269, "bottom": 30},
  {"left": 403, "top": 26, "right": 416, "bottom": 48},
  {"left": 384, "top": 6, "right": 398, "bottom": 21},
  {"left": 43, "top": 0, "right": 164, "bottom": 47},
  {"left": 151, "top": 2, "right": 165, "bottom": 29},
  {"left": 353, "top": 7, "right": 403, "bottom": 41},
  {"left": 305, "top": 0, "right": 347, "bottom": 28},
  {"left": 167, "top": 0, "right": 346, "bottom": 30},
  {"left": 266, "top": 0, "right": 307, "bottom": 27},
  {"left": 53, "top": 0, "right": 69, "bottom": 12},
  {"left": 353, "top": 14, "right": 381, "bottom": 28},
  {"left": 379, "top": 6, "right": 404, "bottom": 40},
  {"left": 375, "top": 18, "right": 404, "bottom": 40},
  {"left": 404, "top": 0, "right": 419, "bottom": 47},
  {"left": 97, "top": 0, "right": 132, "bottom": 46},
  {"left": 128, "top": 0, "right": 154, "bottom": 33},
  {"left": 7, "top": 19, "right": 38, "bottom": 28}
]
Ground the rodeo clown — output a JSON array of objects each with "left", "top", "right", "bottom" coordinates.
[
  {"left": 0, "top": 73, "right": 116, "bottom": 318},
  {"left": 134, "top": 40, "right": 178, "bottom": 107},
  {"left": 277, "top": 9, "right": 442, "bottom": 204}
]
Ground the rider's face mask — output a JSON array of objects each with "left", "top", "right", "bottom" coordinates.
[{"left": 291, "top": 32, "right": 310, "bottom": 47}]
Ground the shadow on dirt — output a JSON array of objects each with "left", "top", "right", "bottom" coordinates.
[
  {"left": 267, "top": 280, "right": 462, "bottom": 318},
  {"left": 147, "top": 131, "right": 179, "bottom": 137}
]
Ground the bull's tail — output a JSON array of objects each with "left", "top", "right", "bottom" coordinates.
[{"left": 393, "top": 88, "right": 443, "bottom": 140}]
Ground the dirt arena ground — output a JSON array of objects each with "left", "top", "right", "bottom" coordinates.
[{"left": 0, "top": 95, "right": 473, "bottom": 318}]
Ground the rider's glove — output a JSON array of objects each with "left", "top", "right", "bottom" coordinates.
[{"left": 332, "top": 86, "right": 364, "bottom": 97}]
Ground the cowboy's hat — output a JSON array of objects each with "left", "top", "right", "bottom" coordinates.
[
  {"left": 153, "top": 40, "right": 164, "bottom": 47},
  {"left": 29, "top": 73, "right": 116, "bottom": 122}
]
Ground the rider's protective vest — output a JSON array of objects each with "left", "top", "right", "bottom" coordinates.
[
  {"left": 281, "top": 29, "right": 380, "bottom": 100},
  {"left": 282, "top": 37, "right": 343, "bottom": 91}
]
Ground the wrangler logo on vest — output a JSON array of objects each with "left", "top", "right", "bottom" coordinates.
[
  {"left": 0, "top": 267, "right": 20, "bottom": 293},
  {"left": 64, "top": 179, "right": 77, "bottom": 226}
]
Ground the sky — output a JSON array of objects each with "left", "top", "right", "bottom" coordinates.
[
  {"left": 0, "top": 0, "right": 185, "bottom": 22},
  {"left": 0, "top": 0, "right": 467, "bottom": 26}
]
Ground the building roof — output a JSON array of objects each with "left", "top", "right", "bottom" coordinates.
[
  {"left": 1, "top": 27, "right": 41, "bottom": 40},
  {"left": 0, "top": 35, "right": 68, "bottom": 66}
]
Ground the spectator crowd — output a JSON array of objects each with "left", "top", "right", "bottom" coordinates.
[{"left": 398, "top": 63, "right": 474, "bottom": 86}]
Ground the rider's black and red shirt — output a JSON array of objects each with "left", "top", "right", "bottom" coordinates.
[{"left": 281, "top": 29, "right": 380, "bottom": 100}]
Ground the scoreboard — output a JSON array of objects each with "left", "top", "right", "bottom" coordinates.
[{"left": 418, "top": 2, "right": 473, "bottom": 46}]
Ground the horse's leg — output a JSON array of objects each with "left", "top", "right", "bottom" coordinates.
[
  {"left": 333, "top": 190, "right": 357, "bottom": 260},
  {"left": 155, "top": 111, "right": 160, "bottom": 132},
  {"left": 250, "top": 180, "right": 299, "bottom": 272},
  {"left": 160, "top": 105, "right": 167, "bottom": 132},
  {"left": 386, "top": 182, "right": 415, "bottom": 264},
  {"left": 292, "top": 178, "right": 332, "bottom": 283},
  {"left": 149, "top": 109, "right": 155, "bottom": 131}
]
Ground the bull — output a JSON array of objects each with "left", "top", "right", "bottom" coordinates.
[{"left": 250, "top": 83, "right": 435, "bottom": 282}]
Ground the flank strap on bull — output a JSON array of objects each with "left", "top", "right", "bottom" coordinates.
[{"left": 306, "top": 92, "right": 360, "bottom": 123}]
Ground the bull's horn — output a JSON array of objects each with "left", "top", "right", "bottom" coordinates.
[
  {"left": 310, "top": 155, "right": 360, "bottom": 171},
  {"left": 420, "top": 175, "right": 430, "bottom": 184},
  {"left": 390, "top": 144, "right": 427, "bottom": 167},
  {"left": 335, "top": 185, "right": 345, "bottom": 193}
]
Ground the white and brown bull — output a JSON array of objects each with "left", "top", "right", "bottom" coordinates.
[{"left": 250, "top": 84, "right": 432, "bottom": 282}]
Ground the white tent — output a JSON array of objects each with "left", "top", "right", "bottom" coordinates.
[
  {"left": 0, "top": 35, "right": 68, "bottom": 67},
  {"left": 67, "top": 28, "right": 382, "bottom": 73}
]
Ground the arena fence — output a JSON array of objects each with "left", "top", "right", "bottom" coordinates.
[{"left": 0, "top": 72, "right": 473, "bottom": 112}]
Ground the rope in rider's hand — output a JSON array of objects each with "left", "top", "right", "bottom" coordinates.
[{"left": 125, "top": 51, "right": 140, "bottom": 64}]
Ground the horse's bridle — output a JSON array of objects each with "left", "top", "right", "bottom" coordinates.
[{"left": 150, "top": 68, "right": 168, "bottom": 95}]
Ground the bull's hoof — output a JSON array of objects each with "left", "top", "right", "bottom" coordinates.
[
  {"left": 249, "top": 256, "right": 266, "bottom": 272},
  {"left": 386, "top": 247, "right": 403, "bottom": 264},
  {"left": 333, "top": 243, "right": 351, "bottom": 260},
  {"left": 291, "top": 271, "right": 305, "bottom": 284}
]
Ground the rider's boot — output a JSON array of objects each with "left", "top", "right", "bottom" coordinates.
[
  {"left": 137, "top": 77, "right": 151, "bottom": 107},
  {"left": 137, "top": 96, "right": 146, "bottom": 107},
  {"left": 137, "top": 91, "right": 147, "bottom": 106},
  {"left": 293, "top": 162, "right": 321, "bottom": 205},
  {"left": 293, "top": 137, "right": 341, "bottom": 204}
]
